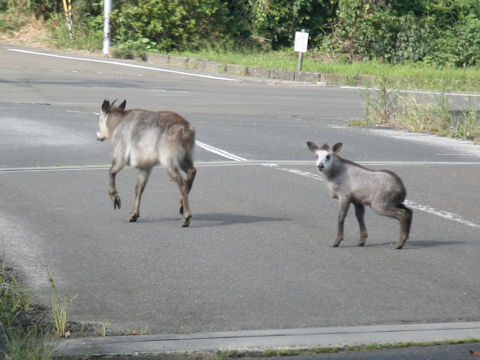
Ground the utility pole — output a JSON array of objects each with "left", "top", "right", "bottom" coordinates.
[{"left": 103, "top": 0, "right": 112, "bottom": 55}]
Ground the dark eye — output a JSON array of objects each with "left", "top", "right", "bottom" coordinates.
[{"left": 326, "top": 155, "right": 331, "bottom": 161}]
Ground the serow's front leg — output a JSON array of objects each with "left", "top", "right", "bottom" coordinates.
[
  {"left": 334, "top": 197, "right": 351, "bottom": 247},
  {"left": 109, "top": 160, "right": 125, "bottom": 210}
]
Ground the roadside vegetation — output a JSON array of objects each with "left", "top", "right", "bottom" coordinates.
[
  {"left": 0, "top": 246, "right": 80, "bottom": 359},
  {"left": 0, "top": 252, "right": 54, "bottom": 359},
  {"left": 358, "top": 77, "right": 480, "bottom": 142}
]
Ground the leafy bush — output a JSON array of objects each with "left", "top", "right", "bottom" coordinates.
[
  {"left": 249, "top": 0, "right": 335, "bottom": 49},
  {"left": 424, "top": 13, "right": 480, "bottom": 67},
  {"left": 322, "top": 0, "right": 480, "bottom": 66},
  {"left": 4, "top": 0, "right": 480, "bottom": 69},
  {"left": 110, "top": 0, "right": 231, "bottom": 52}
]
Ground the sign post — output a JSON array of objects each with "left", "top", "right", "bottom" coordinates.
[
  {"left": 103, "top": 0, "right": 112, "bottom": 55},
  {"left": 294, "top": 29, "right": 309, "bottom": 72}
]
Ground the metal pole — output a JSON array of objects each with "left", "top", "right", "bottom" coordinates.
[
  {"left": 103, "top": 0, "right": 112, "bottom": 55},
  {"left": 62, "top": 0, "right": 73, "bottom": 41},
  {"left": 297, "top": 52, "right": 303, "bottom": 72},
  {"left": 67, "top": 0, "right": 73, "bottom": 41}
]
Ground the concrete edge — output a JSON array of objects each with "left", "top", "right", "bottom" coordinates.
[
  {"left": 145, "top": 53, "right": 366, "bottom": 86},
  {"left": 55, "top": 322, "right": 480, "bottom": 357}
]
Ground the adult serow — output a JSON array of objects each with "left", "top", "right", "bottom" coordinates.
[
  {"left": 97, "top": 99, "right": 196, "bottom": 227},
  {"left": 307, "top": 141, "right": 412, "bottom": 249}
]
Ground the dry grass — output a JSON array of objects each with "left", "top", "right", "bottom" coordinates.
[{"left": 0, "top": 15, "right": 50, "bottom": 48}]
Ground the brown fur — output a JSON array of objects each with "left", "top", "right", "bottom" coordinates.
[{"left": 97, "top": 99, "right": 196, "bottom": 227}]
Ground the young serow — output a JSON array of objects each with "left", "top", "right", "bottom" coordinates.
[
  {"left": 97, "top": 99, "right": 196, "bottom": 227},
  {"left": 307, "top": 141, "right": 412, "bottom": 249}
]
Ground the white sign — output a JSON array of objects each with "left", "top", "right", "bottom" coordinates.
[{"left": 294, "top": 31, "right": 309, "bottom": 53}]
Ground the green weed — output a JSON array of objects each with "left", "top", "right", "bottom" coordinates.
[
  {"left": 362, "top": 79, "right": 480, "bottom": 142},
  {"left": 47, "top": 271, "right": 77, "bottom": 338},
  {"left": 1, "top": 246, "right": 54, "bottom": 359},
  {"left": 171, "top": 48, "right": 480, "bottom": 92},
  {"left": 47, "top": 13, "right": 102, "bottom": 51}
]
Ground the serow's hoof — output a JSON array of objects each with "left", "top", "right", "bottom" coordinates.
[
  {"left": 395, "top": 237, "right": 407, "bottom": 249},
  {"left": 128, "top": 213, "right": 139, "bottom": 222},
  {"left": 181, "top": 216, "right": 191, "bottom": 228},
  {"left": 110, "top": 193, "right": 121, "bottom": 209}
]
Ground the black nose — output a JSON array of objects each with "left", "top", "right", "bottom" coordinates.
[{"left": 318, "top": 165, "right": 324, "bottom": 171}]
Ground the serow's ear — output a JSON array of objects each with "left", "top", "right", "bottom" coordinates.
[
  {"left": 307, "top": 141, "right": 319, "bottom": 152},
  {"left": 102, "top": 99, "right": 110, "bottom": 113},
  {"left": 332, "top": 142, "right": 343, "bottom": 154},
  {"left": 119, "top": 100, "right": 126, "bottom": 110}
]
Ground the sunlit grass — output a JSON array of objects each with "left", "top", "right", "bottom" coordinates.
[{"left": 172, "top": 48, "right": 480, "bottom": 92}]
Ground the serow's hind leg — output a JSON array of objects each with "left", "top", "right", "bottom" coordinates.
[
  {"left": 128, "top": 168, "right": 152, "bottom": 222},
  {"left": 180, "top": 166, "right": 196, "bottom": 215},
  {"left": 168, "top": 165, "right": 192, "bottom": 227},
  {"left": 374, "top": 203, "right": 413, "bottom": 249},
  {"left": 395, "top": 204, "right": 413, "bottom": 249}
]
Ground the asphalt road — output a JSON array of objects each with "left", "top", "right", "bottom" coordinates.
[{"left": 1, "top": 44, "right": 479, "bottom": 337}]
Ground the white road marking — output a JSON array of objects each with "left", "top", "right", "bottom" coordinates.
[
  {"left": 404, "top": 200, "right": 480, "bottom": 229},
  {"left": 195, "top": 141, "right": 249, "bottom": 162},
  {"left": 1, "top": 141, "right": 478, "bottom": 229},
  {"left": 7, "top": 48, "right": 240, "bottom": 82},
  {"left": 2, "top": 159, "right": 480, "bottom": 172},
  {"left": 196, "top": 143, "right": 480, "bottom": 230}
]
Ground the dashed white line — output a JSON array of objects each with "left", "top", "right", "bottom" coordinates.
[
  {"left": 404, "top": 200, "right": 480, "bottom": 229},
  {"left": 197, "top": 142, "right": 480, "bottom": 230},
  {"left": 1, "top": 140, "right": 478, "bottom": 229}
]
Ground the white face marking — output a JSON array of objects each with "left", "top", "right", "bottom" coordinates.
[
  {"left": 315, "top": 149, "right": 332, "bottom": 171},
  {"left": 96, "top": 112, "right": 109, "bottom": 141}
]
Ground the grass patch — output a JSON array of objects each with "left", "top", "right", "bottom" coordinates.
[
  {"left": 0, "top": 244, "right": 91, "bottom": 359},
  {"left": 0, "top": 249, "right": 55, "bottom": 359},
  {"left": 48, "top": 272, "right": 77, "bottom": 338},
  {"left": 1, "top": 244, "right": 113, "bottom": 359},
  {"left": 172, "top": 47, "right": 480, "bottom": 93},
  {"left": 361, "top": 77, "right": 480, "bottom": 142},
  {"left": 46, "top": 14, "right": 102, "bottom": 52},
  {"left": 0, "top": 8, "right": 30, "bottom": 34}
]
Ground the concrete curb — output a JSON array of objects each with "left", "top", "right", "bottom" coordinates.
[
  {"left": 55, "top": 322, "right": 480, "bottom": 358},
  {"left": 145, "top": 53, "right": 378, "bottom": 86}
]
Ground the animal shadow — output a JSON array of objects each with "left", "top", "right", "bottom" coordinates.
[
  {"left": 344, "top": 239, "right": 464, "bottom": 249},
  {"left": 138, "top": 213, "right": 289, "bottom": 228}
]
